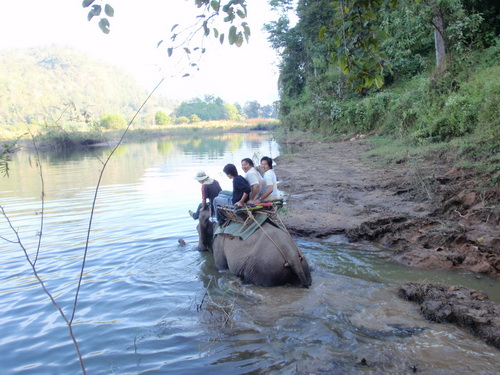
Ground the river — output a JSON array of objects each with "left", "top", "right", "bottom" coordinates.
[{"left": 0, "top": 133, "right": 498, "bottom": 374}]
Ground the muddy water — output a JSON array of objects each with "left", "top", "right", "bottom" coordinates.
[{"left": 0, "top": 133, "right": 498, "bottom": 374}]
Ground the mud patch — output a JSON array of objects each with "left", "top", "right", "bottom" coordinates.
[{"left": 399, "top": 282, "right": 500, "bottom": 348}]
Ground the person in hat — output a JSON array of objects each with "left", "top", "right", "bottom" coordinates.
[{"left": 189, "top": 171, "right": 222, "bottom": 220}]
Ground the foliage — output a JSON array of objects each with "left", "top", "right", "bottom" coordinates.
[
  {"left": 0, "top": 46, "right": 177, "bottom": 130},
  {"left": 267, "top": 0, "right": 499, "bottom": 147},
  {"left": 99, "top": 113, "right": 127, "bottom": 129},
  {"left": 190, "top": 114, "right": 201, "bottom": 123},
  {"left": 0, "top": 141, "right": 16, "bottom": 177},
  {"left": 155, "top": 111, "right": 172, "bottom": 125},
  {"left": 243, "top": 100, "right": 261, "bottom": 119},
  {"left": 82, "top": 0, "right": 114, "bottom": 34},
  {"left": 224, "top": 103, "right": 244, "bottom": 121},
  {"left": 175, "top": 96, "right": 226, "bottom": 121},
  {"left": 175, "top": 116, "right": 190, "bottom": 124}
]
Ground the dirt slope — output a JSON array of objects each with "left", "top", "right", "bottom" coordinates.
[{"left": 274, "top": 137, "right": 499, "bottom": 275}]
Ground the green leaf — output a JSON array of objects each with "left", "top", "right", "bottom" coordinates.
[
  {"left": 87, "top": 11, "right": 95, "bottom": 21},
  {"left": 98, "top": 18, "right": 110, "bottom": 34},
  {"left": 104, "top": 4, "right": 114, "bottom": 17},
  {"left": 182, "top": 73, "right": 190, "bottom": 77},
  {"left": 82, "top": 0, "right": 95, "bottom": 8},
  {"left": 228, "top": 25, "right": 237, "bottom": 45},
  {"left": 157, "top": 40, "right": 163, "bottom": 48},
  {"left": 219, "top": 33, "right": 225, "bottom": 44},
  {"left": 236, "top": 9, "right": 246, "bottom": 19},
  {"left": 375, "top": 74, "right": 384, "bottom": 88},
  {"left": 235, "top": 34, "right": 244, "bottom": 47},
  {"left": 91, "top": 4, "right": 101, "bottom": 16},
  {"left": 171, "top": 24, "right": 179, "bottom": 32},
  {"left": 364, "top": 11, "right": 377, "bottom": 21},
  {"left": 213, "top": 28, "right": 219, "bottom": 38},
  {"left": 167, "top": 48, "right": 173, "bottom": 57},
  {"left": 211, "top": 0, "right": 220, "bottom": 12},
  {"left": 184, "top": 47, "right": 191, "bottom": 54}
]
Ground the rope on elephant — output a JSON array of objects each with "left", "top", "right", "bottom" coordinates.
[
  {"left": 240, "top": 207, "right": 291, "bottom": 268},
  {"left": 272, "top": 212, "right": 306, "bottom": 262}
]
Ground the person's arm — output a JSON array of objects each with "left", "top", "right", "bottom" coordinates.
[
  {"left": 259, "top": 185, "right": 273, "bottom": 201},
  {"left": 235, "top": 192, "right": 248, "bottom": 207},
  {"left": 249, "top": 183, "right": 260, "bottom": 201}
]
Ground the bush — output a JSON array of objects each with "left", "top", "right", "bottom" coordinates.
[
  {"left": 175, "top": 116, "right": 190, "bottom": 124},
  {"left": 99, "top": 113, "right": 127, "bottom": 129},
  {"left": 190, "top": 114, "right": 201, "bottom": 123},
  {"left": 155, "top": 111, "right": 172, "bottom": 125}
]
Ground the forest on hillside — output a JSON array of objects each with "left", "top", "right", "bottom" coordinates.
[
  {"left": 266, "top": 0, "right": 499, "bottom": 145},
  {"left": 0, "top": 46, "right": 178, "bottom": 132}
]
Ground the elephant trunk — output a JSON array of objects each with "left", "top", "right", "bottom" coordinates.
[{"left": 288, "top": 257, "right": 311, "bottom": 288}]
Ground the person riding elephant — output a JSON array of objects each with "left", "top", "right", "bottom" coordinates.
[
  {"left": 197, "top": 210, "right": 312, "bottom": 288},
  {"left": 189, "top": 171, "right": 222, "bottom": 220}
]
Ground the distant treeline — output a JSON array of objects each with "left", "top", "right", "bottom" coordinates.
[{"left": 0, "top": 46, "right": 275, "bottom": 136}]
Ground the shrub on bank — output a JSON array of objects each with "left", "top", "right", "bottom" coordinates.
[{"left": 99, "top": 113, "right": 127, "bottom": 129}]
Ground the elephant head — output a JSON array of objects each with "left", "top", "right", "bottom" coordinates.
[
  {"left": 197, "top": 209, "right": 214, "bottom": 252},
  {"left": 197, "top": 210, "right": 312, "bottom": 288}
]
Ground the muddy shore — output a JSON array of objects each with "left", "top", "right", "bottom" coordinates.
[{"left": 273, "top": 137, "right": 499, "bottom": 347}]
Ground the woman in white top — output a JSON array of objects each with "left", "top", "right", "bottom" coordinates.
[{"left": 254, "top": 156, "right": 282, "bottom": 202}]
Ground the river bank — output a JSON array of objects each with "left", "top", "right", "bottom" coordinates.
[{"left": 274, "top": 136, "right": 499, "bottom": 347}]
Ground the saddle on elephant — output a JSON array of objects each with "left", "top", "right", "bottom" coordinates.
[
  {"left": 216, "top": 200, "right": 284, "bottom": 225},
  {"left": 214, "top": 201, "right": 287, "bottom": 245}
]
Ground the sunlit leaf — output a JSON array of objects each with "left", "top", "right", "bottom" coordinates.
[
  {"left": 375, "top": 74, "right": 384, "bottom": 88},
  {"left": 82, "top": 0, "right": 95, "bottom": 8},
  {"left": 104, "top": 4, "right": 114, "bottom": 17},
  {"left": 98, "top": 18, "right": 110, "bottom": 34}
]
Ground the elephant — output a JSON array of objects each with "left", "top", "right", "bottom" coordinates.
[{"left": 197, "top": 210, "right": 312, "bottom": 288}]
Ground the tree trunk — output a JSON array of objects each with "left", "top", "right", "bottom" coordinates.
[{"left": 433, "top": 4, "right": 447, "bottom": 72}]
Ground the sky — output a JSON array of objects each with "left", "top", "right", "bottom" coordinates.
[{"left": 0, "top": 0, "right": 281, "bottom": 105}]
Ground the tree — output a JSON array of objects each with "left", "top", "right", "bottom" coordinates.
[
  {"left": 259, "top": 104, "right": 276, "bottom": 119},
  {"left": 155, "top": 111, "right": 172, "bottom": 125},
  {"left": 243, "top": 101, "right": 261, "bottom": 119},
  {"left": 224, "top": 103, "right": 244, "bottom": 121}
]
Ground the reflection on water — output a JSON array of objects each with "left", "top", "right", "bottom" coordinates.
[{"left": 0, "top": 133, "right": 499, "bottom": 374}]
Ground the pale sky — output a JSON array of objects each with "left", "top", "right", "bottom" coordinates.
[{"left": 0, "top": 0, "right": 280, "bottom": 105}]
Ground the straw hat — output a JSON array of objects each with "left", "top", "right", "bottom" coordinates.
[{"left": 194, "top": 171, "right": 214, "bottom": 184}]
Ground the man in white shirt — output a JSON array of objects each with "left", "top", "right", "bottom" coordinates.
[{"left": 241, "top": 158, "right": 263, "bottom": 202}]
